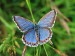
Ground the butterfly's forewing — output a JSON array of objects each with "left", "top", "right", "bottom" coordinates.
[
  {"left": 38, "top": 10, "right": 57, "bottom": 28},
  {"left": 13, "top": 16, "right": 34, "bottom": 32},
  {"left": 22, "top": 29, "right": 38, "bottom": 47},
  {"left": 39, "top": 28, "right": 52, "bottom": 45}
]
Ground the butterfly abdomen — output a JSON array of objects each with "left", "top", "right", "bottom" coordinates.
[{"left": 34, "top": 24, "right": 40, "bottom": 43}]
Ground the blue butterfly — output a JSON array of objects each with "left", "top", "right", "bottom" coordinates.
[{"left": 13, "top": 10, "right": 57, "bottom": 47}]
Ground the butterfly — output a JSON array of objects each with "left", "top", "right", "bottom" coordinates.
[{"left": 13, "top": 9, "right": 57, "bottom": 47}]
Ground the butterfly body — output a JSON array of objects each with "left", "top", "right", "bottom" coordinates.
[{"left": 13, "top": 10, "right": 57, "bottom": 47}]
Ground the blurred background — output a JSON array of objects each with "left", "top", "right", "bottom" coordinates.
[{"left": 0, "top": 0, "right": 75, "bottom": 56}]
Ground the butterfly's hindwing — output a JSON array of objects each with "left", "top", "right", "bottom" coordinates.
[
  {"left": 39, "top": 28, "right": 52, "bottom": 45},
  {"left": 13, "top": 16, "right": 34, "bottom": 32},
  {"left": 22, "top": 29, "right": 38, "bottom": 47}
]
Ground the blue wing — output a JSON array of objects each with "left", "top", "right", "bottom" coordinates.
[
  {"left": 22, "top": 29, "right": 38, "bottom": 47},
  {"left": 38, "top": 10, "right": 57, "bottom": 28},
  {"left": 13, "top": 16, "right": 34, "bottom": 32},
  {"left": 39, "top": 28, "right": 52, "bottom": 45}
]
